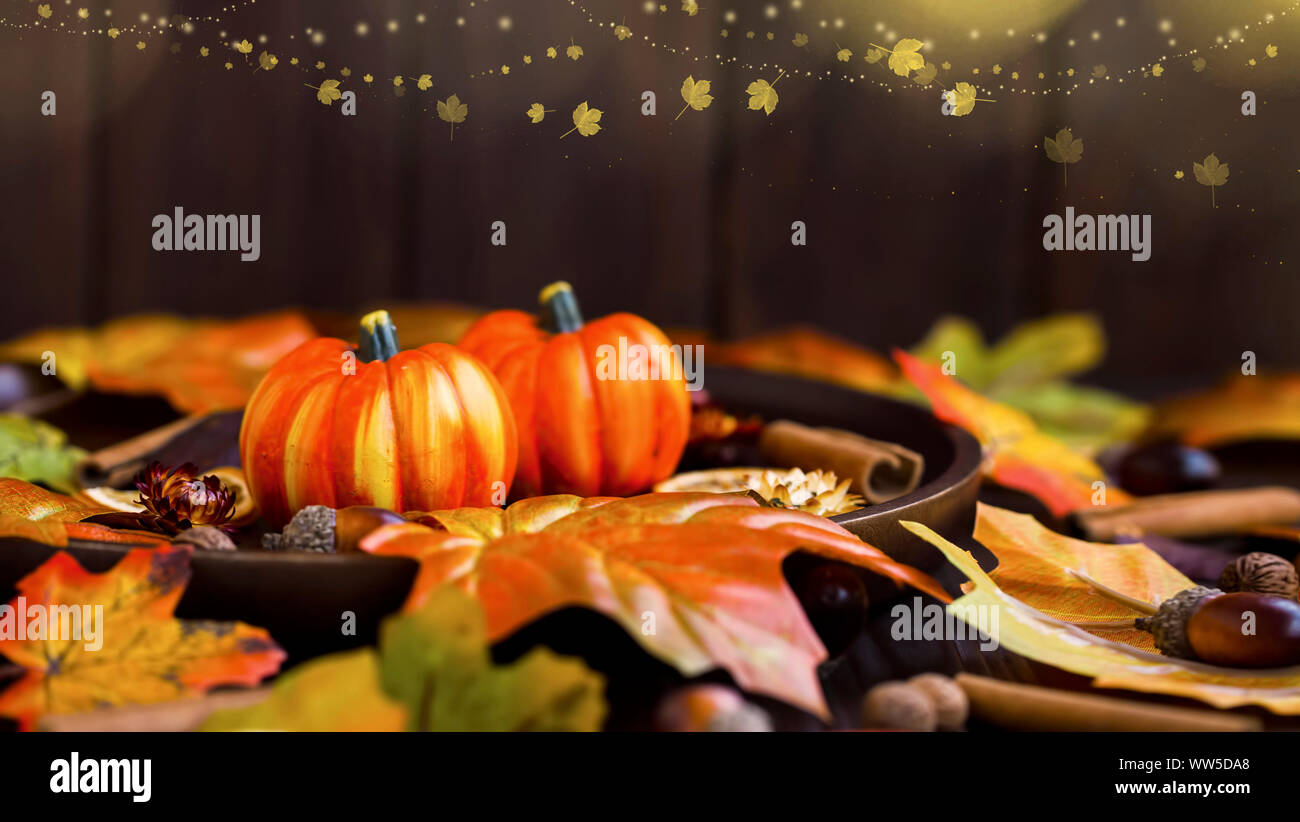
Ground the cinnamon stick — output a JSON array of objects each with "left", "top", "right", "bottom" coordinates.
[
  {"left": 758, "top": 419, "right": 924, "bottom": 504},
  {"left": 1073, "top": 486, "right": 1300, "bottom": 541},
  {"left": 955, "top": 673, "right": 1262, "bottom": 732}
]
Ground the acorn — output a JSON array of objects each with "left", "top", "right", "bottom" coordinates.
[
  {"left": 1068, "top": 569, "right": 1300, "bottom": 669},
  {"left": 1218, "top": 552, "right": 1299, "bottom": 599},
  {"left": 261, "top": 505, "right": 406, "bottom": 553}
]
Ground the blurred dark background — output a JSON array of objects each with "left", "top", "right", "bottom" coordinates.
[{"left": 1, "top": 0, "right": 1296, "bottom": 393}]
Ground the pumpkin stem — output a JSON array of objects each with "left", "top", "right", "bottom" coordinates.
[
  {"left": 358, "top": 310, "right": 401, "bottom": 363},
  {"left": 539, "top": 281, "right": 584, "bottom": 334}
]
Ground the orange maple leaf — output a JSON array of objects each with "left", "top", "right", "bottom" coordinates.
[
  {"left": 360, "top": 492, "right": 949, "bottom": 718},
  {"left": 0, "top": 545, "right": 284, "bottom": 729}
]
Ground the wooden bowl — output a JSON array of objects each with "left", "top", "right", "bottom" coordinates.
[{"left": 0, "top": 367, "right": 981, "bottom": 665}]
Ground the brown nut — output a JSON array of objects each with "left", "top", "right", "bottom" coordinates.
[
  {"left": 1186, "top": 592, "right": 1300, "bottom": 668},
  {"left": 908, "top": 673, "right": 968, "bottom": 731},
  {"left": 861, "top": 681, "right": 937, "bottom": 731},
  {"left": 1219, "top": 552, "right": 1299, "bottom": 599}
]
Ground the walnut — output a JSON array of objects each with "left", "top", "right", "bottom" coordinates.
[
  {"left": 1218, "top": 552, "right": 1299, "bottom": 599},
  {"left": 861, "top": 681, "right": 937, "bottom": 731}
]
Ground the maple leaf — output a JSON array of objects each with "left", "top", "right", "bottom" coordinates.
[
  {"left": 836, "top": 48, "right": 852, "bottom": 62},
  {"left": 560, "top": 101, "right": 602, "bottom": 138},
  {"left": 864, "top": 47, "right": 884, "bottom": 64},
  {"left": 1092, "top": 64, "right": 1106, "bottom": 78},
  {"left": 232, "top": 39, "right": 253, "bottom": 55},
  {"left": 1174, "top": 170, "right": 1184, "bottom": 179},
  {"left": 312, "top": 78, "right": 342, "bottom": 105},
  {"left": 615, "top": 25, "right": 632, "bottom": 41},
  {"left": 0, "top": 545, "right": 283, "bottom": 729},
  {"left": 911, "top": 62, "right": 938, "bottom": 85},
  {"left": 546, "top": 47, "right": 557, "bottom": 59},
  {"left": 314, "top": 60, "right": 325, "bottom": 70},
  {"left": 992, "top": 64, "right": 1002, "bottom": 75},
  {"left": 1152, "top": 63, "right": 1164, "bottom": 77},
  {"left": 566, "top": 42, "right": 584, "bottom": 61},
  {"left": 523, "top": 55, "right": 532, "bottom": 64},
  {"left": 1193, "top": 56, "right": 1207, "bottom": 72},
  {"left": 1266, "top": 44, "right": 1278, "bottom": 58},
  {"left": 199, "top": 46, "right": 209, "bottom": 57},
  {"left": 392, "top": 75, "right": 403, "bottom": 87},
  {"left": 1193, "top": 153, "right": 1229, "bottom": 208},
  {"left": 793, "top": 33, "right": 809, "bottom": 47},
  {"left": 0, "top": 479, "right": 166, "bottom": 547},
  {"left": 437, "top": 94, "right": 468, "bottom": 141},
  {"left": 894, "top": 351, "right": 1128, "bottom": 517},
  {"left": 37, "top": 5, "right": 52, "bottom": 20},
  {"left": 945, "top": 81, "right": 981, "bottom": 116},
  {"left": 416, "top": 73, "right": 432, "bottom": 90},
  {"left": 361, "top": 493, "right": 949, "bottom": 718},
  {"left": 526, "top": 102, "right": 550, "bottom": 123},
  {"left": 1043, "top": 126, "right": 1083, "bottom": 188},
  {"left": 363, "top": 73, "right": 373, "bottom": 83},
  {"left": 203, "top": 589, "right": 606, "bottom": 731},
  {"left": 746, "top": 71, "right": 783, "bottom": 115},
  {"left": 886, "top": 38, "right": 925, "bottom": 77},
  {"left": 256, "top": 51, "right": 278, "bottom": 72},
  {"left": 677, "top": 75, "right": 713, "bottom": 120},
  {"left": 107, "top": 28, "right": 119, "bottom": 39},
  {"left": 136, "top": 41, "right": 146, "bottom": 51},
  {"left": 682, "top": 0, "right": 699, "bottom": 16}
]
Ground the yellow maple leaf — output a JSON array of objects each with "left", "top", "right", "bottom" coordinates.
[
  {"left": 1011, "top": 71, "right": 1019, "bottom": 79},
  {"left": 290, "top": 57, "right": 299, "bottom": 66},
  {"left": 1174, "top": 170, "right": 1184, "bottom": 179},
  {"left": 836, "top": 48, "right": 852, "bottom": 62},
  {"left": 1152, "top": 63, "right": 1164, "bottom": 77},
  {"left": 677, "top": 75, "right": 713, "bottom": 119},
  {"left": 257, "top": 51, "right": 278, "bottom": 72},
  {"left": 1193, "top": 153, "right": 1229, "bottom": 208},
  {"left": 37, "top": 4, "right": 52, "bottom": 20},
  {"left": 77, "top": 8, "right": 88, "bottom": 20},
  {"left": 311, "top": 78, "right": 342, "bottom": 105},
  {"left": 363, "top": 73, "right": 373, "bottom": 83},
  {"left": 1193, "top": 56, "right": 1207, "bottom": 72},
  {"left": 107, "top": 28, "right": 120, "bottom": 39},
  {"left": 501, "top": 65, "right": 510, "bottom": 75},
  {"left": 1266, "top": 44, "right": 1278, "bottom": 58},
  {"left": 416, "top": 74, "right": 432, "bottom": 90},
  {"left": 546, "top": 47, "right": 557, "bottom": 59},
  {"left": 992, "top": 64, "right": 1002, "bottom": 75},
  {"left": 566, "top": 42, "right": 584, "bottom": 61},
  {"left": 912, "top": 62, "right": 937, "bottom": 86},
  {"left": 561, "top": 101, "right": 603, "bottom": 138},
  {"left": 224, "top": 62, "right": 233, "bottom": 70},
  {"left": 682, "top": 0, "right": 699, "bottom": 16},
  {"left": 437, "top": 94, "right": 468, "bottom": 141},
  {"left": 524, "top": 55, "right": 533, "bottom": 64},
  {"left": 393, "top": 75, "right": 403, "bottom": 87},
  {"left": 1092, "top": 64, "right": 1106, "bottom": 78},
  {"left": 864, "top": 47, "right": 884, "bottom": 64},
  {"left": 886, "top": 37, "right": 925, "bottom": 77},
  {"left": 1066, "top": 67, "right": 1075, "bottom": 77},
  {"left": 945, "top": 81, "right": 980, "bottom": 116},
  {"left": 526, "top": 103, "right": 552, "bottom": 124},
  {"left": 233, "top": 39, "right": 253, "bottom": 55},
  {"left": 746, "top": 71, "right": 783, "bottom": 115},
  {"left": 615, "top": 25, "right": 632, "bottom": 41},
  {"left": 340, "top": 67, "right": 351, "bottom": 76},
  {"left": 136, "top": 41, "right": 146, "bottom": 51},
  {"left": 1043, "top": 126, "right": 1083, "bottom": 188},
  {"left": 1248, "top": 58, "right": 1257, "bottom": 67},
  {"left": 793, "top": 33, "right": 809, "bottom": 47},
  {"left": 941, "top": 60, "right": 952, "bottom": 70},
  {"left": 315, "top": 60, "right": 325, "bottom": 70},
  {"left": 200, "top": 46, "right": 210, "bottom": 57}
]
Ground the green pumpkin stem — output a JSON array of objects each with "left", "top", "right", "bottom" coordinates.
[
  {"left": 358, "top": 310, "right": 401, "bottom": 363},
  {"left": 539, "top": 281, "right": 584, "bottom": 334}
]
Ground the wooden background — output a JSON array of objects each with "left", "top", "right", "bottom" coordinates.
[{"left": 1, "top": 0, "right": 1297, "bottom": 392}]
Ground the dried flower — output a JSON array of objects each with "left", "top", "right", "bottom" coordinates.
[
  {"left": 745, "top": 468, "right": 865, "bottom": 516},
  {"left": 132, "top": 461, "right": 236, "bottom": 534}
]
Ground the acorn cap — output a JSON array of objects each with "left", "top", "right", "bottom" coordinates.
[
  {"left": 263, "top": 505, "right": 337, "bottom": 552},
  {"left": 1135, "top": 586, "right": 1221, "bottom": 660}
]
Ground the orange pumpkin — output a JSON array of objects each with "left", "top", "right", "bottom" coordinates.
[
  {"left": 458, "top": 282, "right": 691, "bottom": 498},
  {"left": 240, "top": 310, "right": 517, "bottom": 528}
]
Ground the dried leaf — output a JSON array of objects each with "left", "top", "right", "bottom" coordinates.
[
  {"left": 361, "top": 493, "right": 949, "bottom": 718},
  {"left": 912, "top": 62, "right": 937, "bottom": 85},
  {"left": 0, "top": 546, "right": 284, "bottom": 729},
  {"left": 1193, "top": 153, "right": 1229, "bottom": 207},
  {"left": 887, "top": 38, "right": 926, "bottom": 77},
  {"left": 677, "top": 75, "right": 713, "bottom": 119},
  {"left": 562, "top": 101, "right": 603, "bottom": 137},
  {"left": 437, "top": 94, "right": 468, "bottom": 141},
  {"left": 745, "top": 77, "right": 780, "bottom": 115}
]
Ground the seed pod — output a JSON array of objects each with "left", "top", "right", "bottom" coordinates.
[
  {"left": 262, "top": 505, "right": 406, "bottom": 553},
  {"left": 1218, "top": 552, "right": 1299, "bottom": 599}
]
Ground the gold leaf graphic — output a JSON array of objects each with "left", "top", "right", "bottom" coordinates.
[
  {"left": 682, "top": 0, "right": 699, "bottom": 16},
  {"left": 1092, "top": 64, "right": 1106, "bottom": 78},
  {"left": 745, "top": 70, "right": 784, "bottom": 115},
  {"left": 884, "top": 38, "right": 925, "bottom": 77},
  {"left": 677, "top": 75, "right": 713, "bottom": 119},
  {"left": 1152, "top": 63, "right": 1164, "bottom": 77},
  {"left": 864, "top": 48, "right": 884, "bottom": 64},
  {"left": 107, "top": 28, "right": 119, "bottom": 39},
  {"left": 256, "top": 51, "right": 278, "bottom": 72},
  {"left": 615, "top": 25, "right": 632, "bottom": 41},
  {"left": 1266, "top": 44, "right": 1278, "bottom": 58},
  {"left": 77, "top": 8, "right": 89, "bottom": 20},
  {"left": 1193, "top": 153, "right": 1229, "bottom": 208},
  {"left": 1043, "top": 126, "right": 1083, "bottom": 188},
  {"left": 836, "top": 48, "right": 852, "bottom": 62},
  {"left": 912, "top": 62, "right": 938, "bottom": 85},
  {"left": 1193, "top": 56, "right": 1207, "bottom": 72},
  {"left": 233, "top": 39, "right": 253, "bottom": 55},
  {"left": 560, "top": 102, "right": 603, "bottom": 138},
  {"left": 393, "top": 76, "right": 403, "bottom": 87},
  {"left": 1174, "top": 170, "right": 1185, "bottom": 179},
  {"left": 309, "top": 78, "right": 342, "bottom": 106},
  {"left": 526, "top": 103, "right": 553, "bottom": 124},
  {"left": 437, "top": 94, "right": 468, "bottom": 141},
  {"left": 417, "top": 74, "right": 433, "bottom": 91},
  {"left": 945, "top": 81, "right": 988, "bottom": 117},
  {"left": 136, "top": 41, "right": 146, "bottom": 51},
  {"left": 566, "top": 42, "right": 584, "bottom": 61},
  {"left": 37, "top": 5, "right": 52, "bottom": 20},
  {"left": 200, "top": 46, "right": 210, "bottom": 57},
  {"left": 547, "top": 47, "right": 557, "bottom": 59},
  {"left": 793, "top": 33, "right": 809, "bottom": 48}
]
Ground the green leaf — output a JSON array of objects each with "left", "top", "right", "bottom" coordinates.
[
  {"left": 908, "top": 316, "right": 992, "bottom": 389},
  {"left": 985, "top": 314, "right": 1104, "bottom": 390},
  {"left": 996, "top": 381, "right": 1150, "bottom": 453},
  {"left": 0, "top": 414, "right": 85, "bottom": 494},
  {"left": 380, "top": 587, "right": 607, "bottom": 731}
]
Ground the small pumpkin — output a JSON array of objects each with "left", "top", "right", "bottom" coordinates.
[
  {"left": 458, "top": 282, "right": 690, "bottom": 497},
  {"left": 240, "top": 310, "right": 517, "bottom": 528}
]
